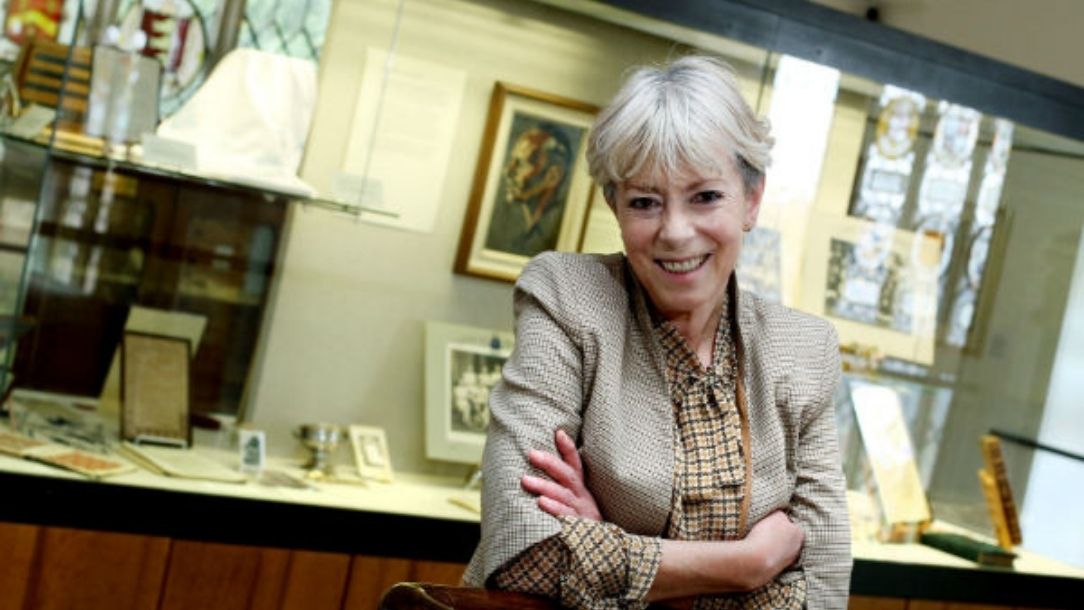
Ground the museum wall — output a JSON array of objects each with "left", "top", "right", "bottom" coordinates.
[{"left": 247, "top": 0, "right": 770, "bottom": 474}]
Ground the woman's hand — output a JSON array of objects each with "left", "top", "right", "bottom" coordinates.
[
  {"left": 741, "top": 510, "right": 805, "bottom": 589},
  {"left": 521, "top": 429, "right": 602, "bottom": 521}
]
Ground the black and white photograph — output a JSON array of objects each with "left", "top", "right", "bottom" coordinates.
[
  {"left": 448, "top": 347, "right": 506, "bottom": 435},
  {"left": 425, "top": 320, "right": 514, "bottom": 464}
]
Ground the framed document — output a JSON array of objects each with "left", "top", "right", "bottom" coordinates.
[{"left": 121, "top": 331, "right": 192, "bottom": 446}]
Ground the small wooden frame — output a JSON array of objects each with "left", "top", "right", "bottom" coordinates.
[{"left": 121, "top": 331, "right": 191, "bottom": 446}]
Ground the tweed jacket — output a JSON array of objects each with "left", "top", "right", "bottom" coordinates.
[{"left": 463, "top": 252, "right": 852, "bottom": 610}]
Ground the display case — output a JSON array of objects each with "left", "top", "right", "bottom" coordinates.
[
  {"left": 0, "top": 0, "right": 1083, "bottom": 608},
  {"left": 2, "top": 136, "right": 288, "bottom": 415}
]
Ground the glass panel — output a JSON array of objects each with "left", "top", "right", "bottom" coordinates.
[
  {"left": 562, "top": 2, "right": 1084, "bottom": 570},
  {"left": 0, "top": 0, "right": 295, "bottom": 418},
  {"left": 239, "top": 0, "right": 334, "bottom": 60},
  {"left": 0, "top": 0, "right": 1081, "bottom": 583}
]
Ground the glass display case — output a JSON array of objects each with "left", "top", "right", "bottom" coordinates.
[
  {"left": 0, "top": 0, "right": 1082, "bottom": 607},
  {"left": 553, "top": 1, "right": 1084, "bottom": 573},
  {"left": 0, "top": 0, "right": 347, "bottom": 418}
]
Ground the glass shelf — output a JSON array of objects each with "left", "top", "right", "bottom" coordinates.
[{"left": 2, "top": 131, "right": 400, "bottom": 219}]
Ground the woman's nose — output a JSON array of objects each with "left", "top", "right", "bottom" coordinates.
[{"left": 658, "top": 206, "right": 695, "bottom": 245}]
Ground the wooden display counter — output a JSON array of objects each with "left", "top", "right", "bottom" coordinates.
[{"left": 0, "top": 448, "right": 1082, "bottom": 610}]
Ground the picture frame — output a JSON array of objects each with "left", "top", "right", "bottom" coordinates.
[
  {"left": 425, "top": 320, "right": 514, "bottom": 464},
  {"left": 238, "top": 428, "right": 266, "bottom": 475},
  {"left": 455, "top": 82, "right": 599, "bottom": 282},
  {"left": 348, "top": 425, "right": 394, "bottom": 483},
  {"left": 799, "top": 214, "right": 942, "bottom": 364},
  {"left": 121, "top": 331, "right": 191, "bottom": 446}
]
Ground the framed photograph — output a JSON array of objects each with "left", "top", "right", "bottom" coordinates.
[
  {"left": 238, "top": 429, "right": 266, "bottom": 475},
  {"left": 121, "top": 331, "right": 191, "bottom": 446},
  {"left": 425, "top": 320, "right": 514, "bottom": 464},
  {"left": 349, "top": 425, "right": 393, "bottom": 483},
  {"left": 799, "top": 215, "right": 942, "bottom": 364},
  {"left": 455, "top": 82, "right": 598, "bottom": 282}
]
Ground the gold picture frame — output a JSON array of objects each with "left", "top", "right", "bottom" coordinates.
[{"left": 455, "top": 82, "right": 598, "bottom": 282}]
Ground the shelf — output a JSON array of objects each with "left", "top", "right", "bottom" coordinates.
[
  {"left": 2, "top": 131, "right": 399, "bottom": 218},
  {"left": 34, "top": 222, "right": 277, "bottom": 275}
]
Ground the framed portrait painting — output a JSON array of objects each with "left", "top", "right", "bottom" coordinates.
[
  {"left": 424, "top": 320, "right": 514, "bottom": 464},
  {"left": 455, "top": 82, "right": 598, "bottom": 282}
]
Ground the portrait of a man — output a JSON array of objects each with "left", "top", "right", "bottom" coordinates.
[{"left": 483, "top": 112, "right": 585, "bottom": 257}]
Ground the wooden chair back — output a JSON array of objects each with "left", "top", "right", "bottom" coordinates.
[{"left": 379, "top": 582, "right": 561, "bottom": 610}]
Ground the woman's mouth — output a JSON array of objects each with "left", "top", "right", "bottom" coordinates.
[{"left": 657, "top": 254, "right": 710, "bottom": 274}]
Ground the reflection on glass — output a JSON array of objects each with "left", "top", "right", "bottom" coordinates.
[
  {"left": 850, "top": 86, "right": 925, "bottom": 226},
  {"left": 239, "top": 0, "right": 333, "bottom": 60},
  {"left": 115, "top": 0, "right": 211, "bottom": 117}
]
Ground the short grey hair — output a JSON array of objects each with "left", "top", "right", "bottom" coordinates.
[{"left": 587, "top": 55, "right": 773, "bottom": 203}]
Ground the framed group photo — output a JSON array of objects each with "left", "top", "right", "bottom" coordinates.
[
  {"left": 424, "top": 320, "right": 514, "bottom": 464},
  {"left": 455, "top": 82, "right": 598, "bottom": 282}
]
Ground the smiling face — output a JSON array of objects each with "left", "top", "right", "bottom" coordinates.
[{"left": 614, "top": 153, "right": 763, "bottom": 322}]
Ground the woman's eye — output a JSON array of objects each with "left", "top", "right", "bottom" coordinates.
[
  {"left": 692, "top": 190, "right": 724, "bottom": 204},
  {"left": 627, "top": 197, "right": 657, "bottom": 210}
]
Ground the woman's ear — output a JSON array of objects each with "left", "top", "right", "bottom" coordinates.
[{"left": 743, "top": 176, "right": 765, "bottom": 231}]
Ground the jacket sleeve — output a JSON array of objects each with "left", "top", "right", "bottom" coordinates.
[
  {"left": 465, "top": 268, "right": 589, "bottom": 585},
  {"left": 790, "top": 324, "right": 852, "bottom": 610},
  {"left": 492, "top": 518, "right": 661, "bottom": 609}
]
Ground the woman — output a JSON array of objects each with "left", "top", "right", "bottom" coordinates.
[{"left": 463, "top": 55, "right": 851, "bottom": 610}]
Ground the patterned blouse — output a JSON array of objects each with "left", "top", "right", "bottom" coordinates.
[{"left": 491, "top": 304, "right": 807, "bottom": 609}]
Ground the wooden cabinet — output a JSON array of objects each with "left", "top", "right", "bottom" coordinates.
[
  {"left": 0, "top": 525, "right": 169, "bottom": 610},
  {"left": 0, "top": 522, "right": 1067, "bottom": 610},
  {"left": 158, "top": 541, "right": 352, "bottom": 610},
  {"left": 0, "top": 522, "right": 463, "bottom": 610}
]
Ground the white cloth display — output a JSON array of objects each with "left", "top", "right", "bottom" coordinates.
[{"left": 156, "top": 48, "right": 317, "bottom": 196}]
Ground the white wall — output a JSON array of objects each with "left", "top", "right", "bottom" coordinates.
[{"left": 813, "top": 0, "right": 1084, "bottom": 87}]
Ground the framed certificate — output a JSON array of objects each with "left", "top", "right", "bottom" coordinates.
[{"left": 121, "top": 331, "right": 192, "bottom": 446}]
